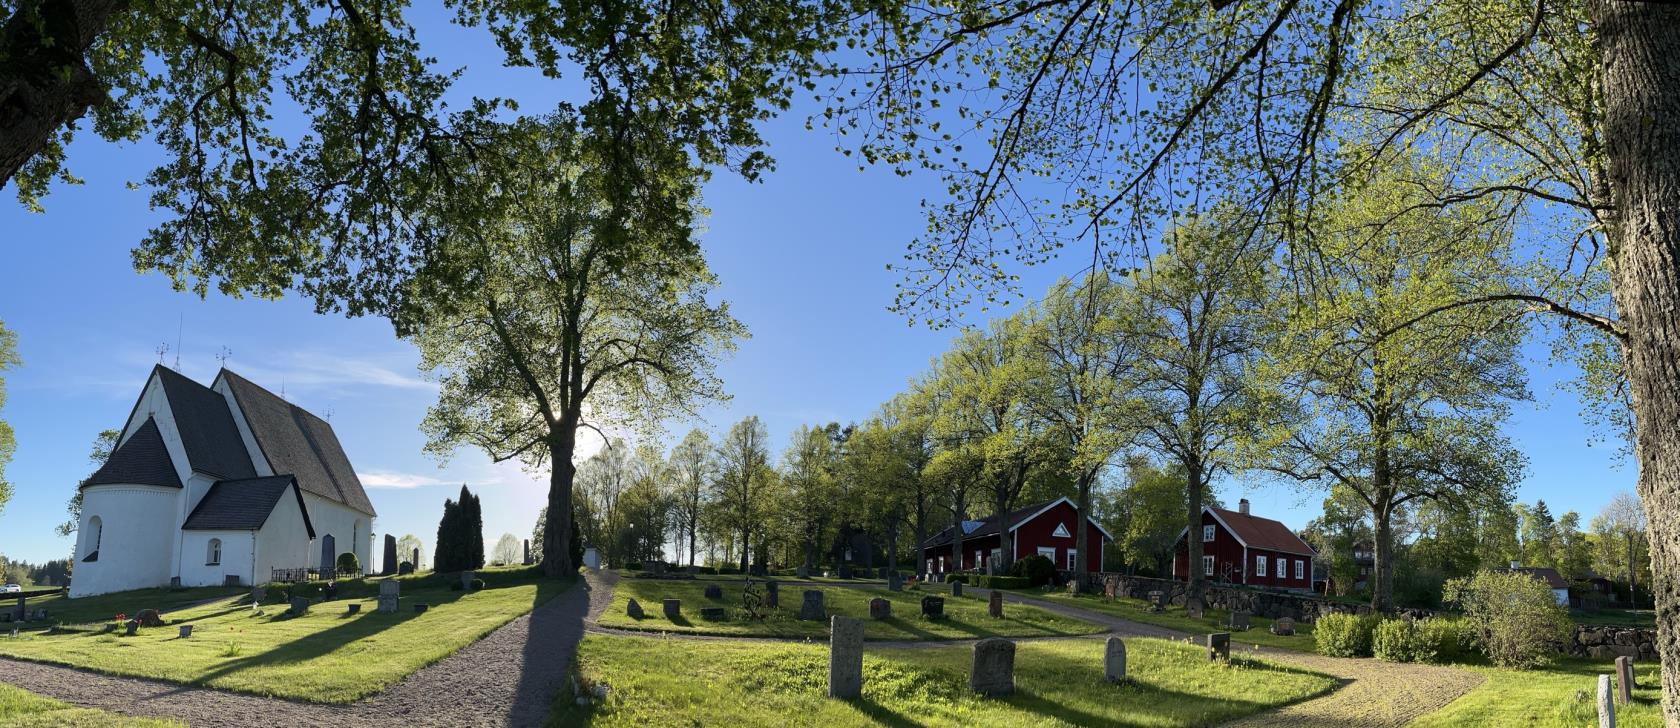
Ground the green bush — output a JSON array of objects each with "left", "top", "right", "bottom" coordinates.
[
  {"left": 1445, "top": 570, "right": 1571, "bottom": 669},
  {"left": 623, "top": 561, "right": 644, "bottom": 572},
  {"left": 1418, "top": 618, "right": 1467, "bottom": 663},
  {"left": 967, "top": 575, "right": 1030, "bottom": 589},
  {"left": 946, "top": 575, "right": 969, "bottom": 585},
  {"left": 1373, "top": 619, "right": 1444, "bottom": 663},
  {"left": 1009, "top": 555, "right": 1056, "bottom": 587},
  {"left": 336, "top": 552, "right": 361, "bottom": 574},
  {"left": 1315, "top": 613, "right": 1379, "bottom": 657},
  {"left": 696, "top": 566, "right": 718, "bottom": 575}
]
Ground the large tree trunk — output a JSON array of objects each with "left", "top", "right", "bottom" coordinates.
[
  {"left": 1071, "top": 469, "right": 1096, "bottom": 593},
  {"left": 0, "top": 0, "right": 120, "bottom": 189},
  {"left": 1372, "top": 503, "right": 1394, "bottom": 612},
  {"left": 543, "top": 428, "right": 578, "bottom": 577},
  {"left": 1594, "top": 1, "right": 1680, "bottom": 720},
  {"left": 1185, "top": 457, "right": 1205, "bottom": 608}
]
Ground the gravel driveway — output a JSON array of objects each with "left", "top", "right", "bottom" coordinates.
[{"left": 0, "top": 571, "right": 617, "bottom": 728}]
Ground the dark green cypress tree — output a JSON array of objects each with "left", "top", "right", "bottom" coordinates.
[
  {"left": 435, "top": 496, "right": 459, "bottom": 572},
  {"left": 461, "top": 484, "right": 485, "bottom": 569}
]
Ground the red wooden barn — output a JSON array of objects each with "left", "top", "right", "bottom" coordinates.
[
  {"left": 920, "top": 497, "right": 1112, "bottom": 575},
  {"left": 1173, "top": 499, "right": 1316, "bottom": 591}
]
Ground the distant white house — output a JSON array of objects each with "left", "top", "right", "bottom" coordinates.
[
  {"left": 69, "top": 366, "right": 377, "bottom": 597},
  {"left": 1509, "top": 562, "right": 1571, "bottom": 607}
]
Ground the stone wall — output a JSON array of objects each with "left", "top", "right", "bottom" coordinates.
[
  {"left": 1092, "top": 573, "right": 1436, "bottom": 622},
  {"left": 1569, "top": 624, "right": 1658, "bottom": 660}
]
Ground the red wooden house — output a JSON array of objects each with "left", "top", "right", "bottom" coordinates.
[
  {"left": 1173, "top": 499, "right": 1316, "bottom": 591},
  {"left": 920, "top": 497, "right": 1112, "bottom": 575}
]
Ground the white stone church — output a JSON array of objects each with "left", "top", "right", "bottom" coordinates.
[{"left": 69, "top": 365, "right": 377, "bottom": 597}]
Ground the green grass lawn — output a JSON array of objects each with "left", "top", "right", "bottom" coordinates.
[
  {"left": 551, "top": 633, "right": 1336, "bottom": 726},
  {"left": 599, "top": 579, "right": 1103, "bottom": 641},
  {"left": 1412, "top": 658, "right": 1663, "bottom": 727},
  {"left": 0, "top": 683, "right": 180, "bottom": 727},
  {"left": 5, "top": 585, "right": 247, "bottom": 626},
  {"left": 0, "top": 568, "right": 569, "bottom": 703},
  {"left": 1021, "top": 591, "right": 1319, "bottom": 652},
  {"left": 1571, "top": 608, "right": 1656, "bottom": 628}
]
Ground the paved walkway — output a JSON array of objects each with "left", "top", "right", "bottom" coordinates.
[{"left": 0, "top": 571, "right": 617, "bottom": 728}]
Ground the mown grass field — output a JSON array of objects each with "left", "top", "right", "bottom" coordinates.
[
  {"left": 5, "top": 585, "right": 247, "bottom": 626},
  {"left": 599, "top": 578, "right": 1103, "bottom": 641},
  {"left": 1022, "top": 591, "right": 1319, "bottom": 651},
  {"left": 1412, "top": 658, "right": 1663, "bottom": 727},
  {"left": 0, "top": 567, "right": 568, "bottom": 703},
  {"left": 0, "top": 683, "right": 181, "bottom": 727},
  {"left": 551, "top": 633, "right": 1336, "bottom": 726}
]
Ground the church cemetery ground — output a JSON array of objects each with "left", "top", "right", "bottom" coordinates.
[
  {"left": 549, "top": 632, "right": 1336, "bottom": 726},
  {"left": 0, "top": 566, "right": 564, "bottom": 703},
  {"left": 0, "top": 683, "right": 182, "bottom": 727},
  {"left": 1027, "top": 591, "right": 1319, "bottom": 652},
  {"left": 599, "top": 578, "right": 1103, "bottom": 641}
]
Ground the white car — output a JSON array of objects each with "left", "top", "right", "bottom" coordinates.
[{"left": 0, "top": 584, "right": 20, "bottom": 594}]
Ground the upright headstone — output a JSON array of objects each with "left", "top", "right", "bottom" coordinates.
[
  {"left": 970, "top": 638, "right": 1016, "bottom": 696},
  {"left": 346, "top": 603, "right": 360, "bottom": 615},
  {"left": 765, "top": 581, "right": 780, "bottom": 608},
  {"left": 412, "top": 548, "right": 421, "bottom": 571},
  {"left": 626, "top": 599, "right": 644, "bottom": 619},
  {"left": 800, "top": 590, "right": 826, "bottom": 621},
  {"left": 663, "top": 599, "right": 682, "bottom": 621},
  {"left": 888, "top": 573, "right": 903, "bottom": 592},
  {"left": 461, "top": 570, "right": 477, "bottom": 590},
  {"left": 1207, "top": 632, "right": 1231, "bottom": 661},
  {"left": 921, "top": 596, "right": 945, "bottom": 620},
  {"left": 1186, "top": 602, "right": 1204, "bottom": 619},
  {"left": 1271, "top": 617, "right": 1296, "bottom": 636},
  {"left": 950, "top": 581, "right": 963, "bottom": 597},
  {"left": 704, "top": 584, "right": 723, "bottom": 599},
  {"left": 796, "top": 565, "right": 810, "bottom": 579},
  {"left": 523, "top": 539, "right": 533, "bottom": 565},
  {"left": 869, "top": 598, "right": 891, "bottom": 619},
  {"left": 1104, "top": 637, "right": 1127, "bottom": 682},
  {"left": 1599, "top": 673, "right": 1616, "bottom": 728},
  {"left": 289, "top": 597, "right": 310, "bottom": 617},
  {"left": 1230, "top": 611, "right": 1251, "bottom": 631},
  {"left": 1616, "top": 656, "right": 1635, "bottom": 705},
  {"left": 1147, "top": 590, "right": 1165, "bottom": 612},
  {"left": 377, "top": 580, "right": 400, "bottom": 614},
  {"left": 320, "top": 533, "right": 336, "bottom": 573},
  {"left": 382, "top": 534, "right": 398, "bottom": 575},
  {"left": 988, "top": 590, "right": 1004, "bottom": 618},
  {"left": 829, "top": 615, "right": 865, "bottom": 699}
]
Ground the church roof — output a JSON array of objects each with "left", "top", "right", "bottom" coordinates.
[
  {"left": 153, "top": 365, "right": 258, "bottom": 480},
  {"left": 219, "top": 370, "right": 377, "bottom": 517},
  {"left": 83, "top": 418, "right": 183, "bottom": 490},
  {"left": 182, "top": 475, "right": 314, "bottom": 536}
]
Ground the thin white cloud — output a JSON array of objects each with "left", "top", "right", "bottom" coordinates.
[{"left": 358, "top": 470, "right": 455, "bottom": 489}]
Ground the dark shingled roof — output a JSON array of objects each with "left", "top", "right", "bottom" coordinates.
[
  {"left": 182, "top": 475, "right": 314, "bottom": 536},
  {"left": 1512, "top": 566, "right": 1569, "bottom": 590},
  {"left": 219, "top": 370, "right": 376, "bottom": 516},
  {"left": 83, "top": 418, "right": 183, "bottom": 490},
  {"left": 1205, "top": 506, "right": 1317, "bottom": 557},
  {"left": 923, "top": 499, "right": 1054, "bottom": 549},
  {"left": 153, "top": 365, "right": 257, "bottom": 480}
]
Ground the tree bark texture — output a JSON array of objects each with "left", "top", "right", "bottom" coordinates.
[
  {"left": 1593, "top": 1, "right": 1680, "bottom": 722},
  {"left": 0, "top": 0, "right": 120, "bottom": 188},
  {"left": 543, "top": 429, "right": 578, "bottom": 577},
  {"left": 1185, "top": 458, "right": 1205, "bottom": 608}
]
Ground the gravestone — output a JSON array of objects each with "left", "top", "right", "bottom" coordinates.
[
  {"left": 377, "top": 579, "right": 400, "bottom": 614},
  {"left": 1207, "top": 632, "right": 1231, "bottom": 661},
  {"left": 799, "top": 590, "right": 826, "bottom": 621},
  {"left": 412, "top": 548, "right": 420, "bottom": 570},
  {"left": 523, "top": 539, "right": 533, "bottom": 565},
  {"left": 1104, "top": 637, "right": 1127, "bottom": 682},
  {"left": 224, "top": 575, "right": 241, "bottom": 587},
  {"left": 888, "top": 574, "right": 903, "bottom": 592},
  {"left": 1104, "top": 576, "right": 1120, "bottom": 601},
  {"left": 921, "top": 596, "right": 945, "bottom": 620},
  {"left": 765, "top": 581, "right": 779, "bottom": 608},
  {"left": 1147, "top": 590, "right": 1165, "bottom": 612},
  {"left": 382, "top": 534, "right": 399, "bottom": 575},
  {"left": 178, "top": 625, "right": 193, "bottom": 638},
  {"left": 950, "top": 581, "right": 963, "bottom": 597},
  {"left": 869, "top": 598, "right": 891, "bottom": 619},
  {"left": 796, "top": 565, "right": 810, "bottom": 579},
  {"left": 1598, "top": 673, "right": 1615, "bottom": 728},
  {"left": 136, "top": 609, "right": 165, "bottom": 627},
  {"left": 1230, "top": 611, "right": 1251, "bottom": 631},
  {"left": 970, "top": 638, "right": 1016, "bottom": 696},
  {"left": 704, "top": 584, "right": 723, "bottom": 599},
  {"left": 626, "top": 599, "right": 644, "bottom": 619},
  {"left": 289, "top": 597, "right": 310, "bottom": 617},
  {"left": 322, "top": 582, "right": 338, "bottom": 601},
  {"left": 829, "top": 616, "right": 865, "bottom": 699},
  {"left": 1271, "top": 617, "right": 1296, "bottom": 636},
  {"left": 320, "top": 533, "right": 336, "bottom": 573},
  {"left": 699, "top": 607, "right": 727, "bottom": 621},
  {"left": 1616, "top": 656, "right": 1635, "bottom": 705},
  {"left": 988, "top": 590, "right": 1004, "bottom": 618},
  {"left": 413, "top": 604, "right": 428, "bottom": 614},
  {"left": 1186, "top": 603, "right": 1204, "bottom": 619},
  {"left": 124, "top": 620, "right": 138, "bottom": 636},
  {"left": 346, "top": 603, "right": 361, "bottom": 615},
  {"left": 663, "top": 599, "right": 682, "bottom": 620},
  {"left": 398, "top": 561, "right": 415, "bottom": 576},
  {"left": 461, "top": 570, "right": 477, "bottom": 590}
]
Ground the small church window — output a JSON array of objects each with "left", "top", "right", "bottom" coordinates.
[
  {"left": 207, "top": 538, "right": 222, "bottom": 566},
  {"left": 84, "top": 516, "right": 103, "bottom": 562}
]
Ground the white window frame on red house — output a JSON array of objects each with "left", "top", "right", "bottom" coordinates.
[
  {"left": 1295, "top": 559, "right": 1304, "bottom": 580},
  {"left": 1036, "top": 546, "right": 1056, "bottom": 562},
  {"left": 1202, "top": 525, "right": 1216, "bottom": 542},
  {"left": 1255, "top": 554, "right": 1267, "bottom": 577},
  {"left": 1276, "top": 556, "right": 1285, "bottom": 579},
  {"left": 1066, "top": 549, "right": 1078, "bottom": 570},
  {"left": 1202, "top": 555, "right": 1214, "bottom": 576}
]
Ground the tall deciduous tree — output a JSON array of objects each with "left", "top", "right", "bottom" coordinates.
[
  {"left": 1593, "top": 491, "right": 1650, "bottom": 605},
  {"left": 782, "top": 424, "right": 840, "bottom": 571},
  {"left": 1263, "top": 172, "right": 1529, "bottom": 611},
  {"left": 1123, "top": 214, "right": 1272, "bottom": 609},
  {"left": 492, "top": 533, "right": 521, "bottom": 565},
  {"left": 58, "top": 428, "right": 119, "bottom": 537},
  {"left": 668, "top": 429, "right": 713, "bottom": 568},
  {"left": 415, "top": 113, "right": 742, "bottom": 578},
  {"left": 714, "top": 416, "right": 770, "bottom": 572}
]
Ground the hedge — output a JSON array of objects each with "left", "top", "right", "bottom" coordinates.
[{"left": 1315, "top": 613, "right": 1379, "bottom": 657}]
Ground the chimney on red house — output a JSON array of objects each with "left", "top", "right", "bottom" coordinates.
[{"left": 1238, "top": 498, "right": 1250, "bottom": 515}]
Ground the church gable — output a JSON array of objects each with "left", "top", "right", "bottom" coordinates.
[
  {"left": 144, "top": 365, "right": 257, "bottom": 480},
  {"left": 83, "top": 417, "right": 182, "bottom": 490},
  {"left": 182, "top": 475, "right": 314, "bottom": 537}
]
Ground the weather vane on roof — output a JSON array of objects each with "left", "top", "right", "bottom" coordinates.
[
  {"left": 216, "top": 346, "right": 233, "bottom": 368},
  {"left": 155, "top": 342, "right": 170, "bottom": 365}
]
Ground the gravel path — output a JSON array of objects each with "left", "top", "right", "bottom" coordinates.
[{"left": 0, "top": 571, "right": 617, "bottom": 728}]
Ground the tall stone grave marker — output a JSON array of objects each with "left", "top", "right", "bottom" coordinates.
[
  {"left": 800, "top": 590, "right": 826, "bottom": 621},
  {"left": 970, "top": 638, "right": 1016, "bottom": 696},
  {"left": 1105, "top": 637, "right": 1127, "bottom": 682},
  {"left": 1616, "top": 656, "right": 1635, "bottom": 705},
  {"left": 828, "top": 616, "right": 865, "bottom": 699},
  {"left": 382, "top": 534, "right": 398, "bottom": 576},
  {"left": 988, "top": 590, "right": 1003, "bottom": 618},
  {"left": 1206, "top": 632, "right": 1230, "bottom": 661}
]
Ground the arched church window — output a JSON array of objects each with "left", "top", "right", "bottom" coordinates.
[
  {"left": 83, "top": 516, "right": 103, "bottom": 562},
  {"left": 208, "top": 538, "right": 222, "bottom": 565}
]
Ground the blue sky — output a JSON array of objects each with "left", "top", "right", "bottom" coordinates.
[{"left": 0, "top": 9, "right": 1635, "bottom": 565}]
